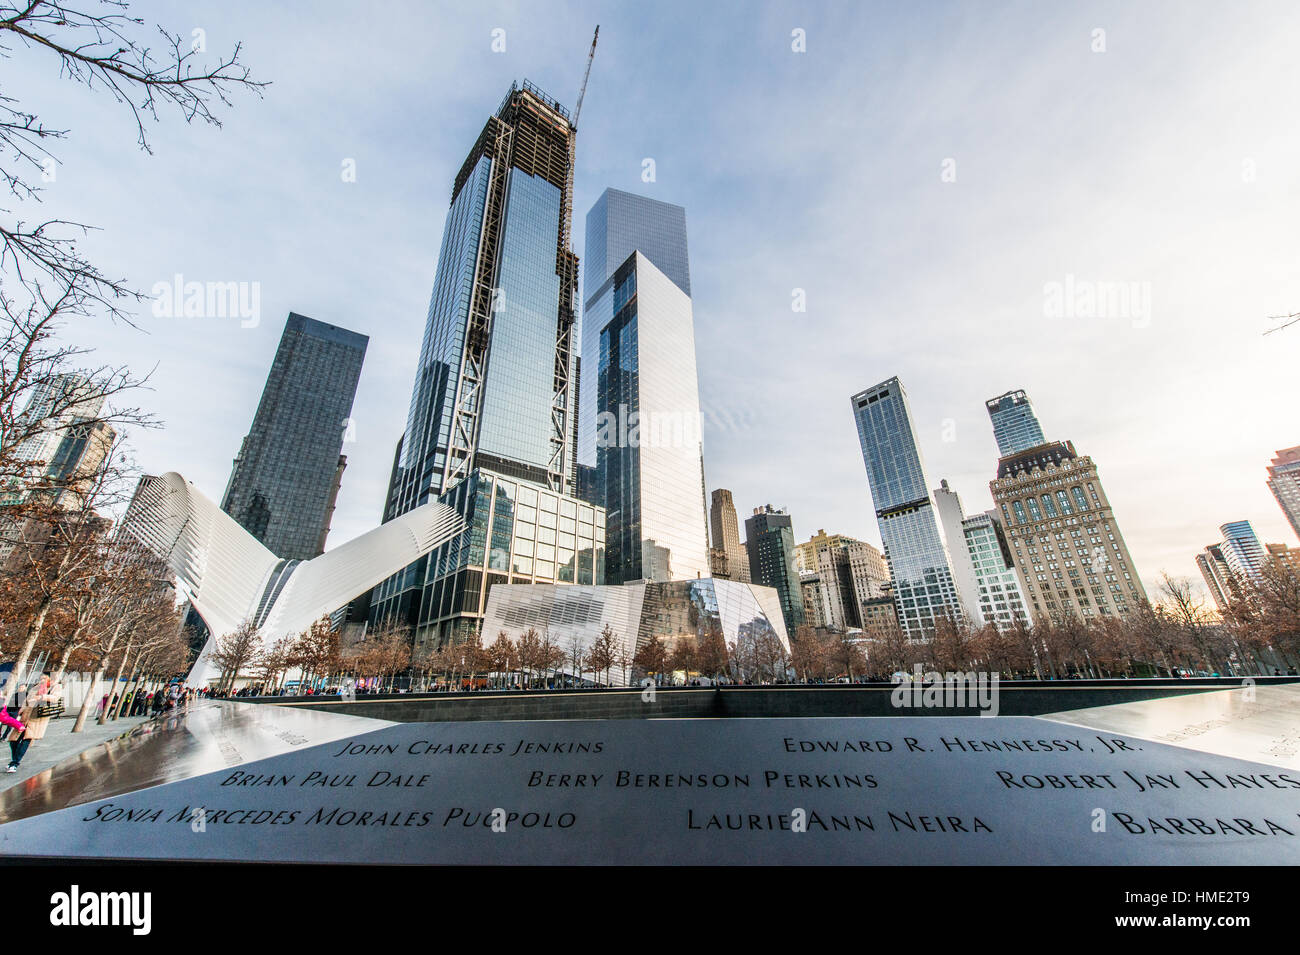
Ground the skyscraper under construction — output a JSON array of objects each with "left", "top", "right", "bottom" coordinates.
[{"left": 372, "top": 81, "right": 595, "bottom": 636}]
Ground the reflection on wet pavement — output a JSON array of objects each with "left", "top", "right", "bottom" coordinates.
[
  {"left": 0, "top": 700, "right": 393, "bottom": 825},
  {"left": 1043, "top": 684, "right": 1300, "bottom": 770}
]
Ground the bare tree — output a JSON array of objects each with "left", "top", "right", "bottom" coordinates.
[
  {"left": 695, "top": 627, "right": 728, "bottom": 682},
  {"left": 0, "top": 434, "right": 133, "bottom": 708},
  {"left": 208, "top": 619, "right": 262, "bottom": 695},
  {"left": 487, "top": 630, "right": 514, "bottom": 689},
  {"left": 515, "top": 628, "right": 543, "bottom": 689},
  {"left": 585, "top": 625, "right": 616, "bottom": 686},
  {"left": 566, "top": 632, "right": 585, "bottom": 687},
  {"left": 0, "top": 0, "right": 265, "bottom": 309},
  {"left": 633, "top": 634, "right": 667, "bottom": 686},
  {"left": 67, "top": 537, "right": 174, "bottom": 731},
  {"left": 826, "top": 630, "right": 866, "bottom": 683},
  {"left": 289, "top": 616, "right": 338, "bottom": 694}
]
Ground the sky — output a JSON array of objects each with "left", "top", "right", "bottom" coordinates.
[{"left": 9, "top": 0, "right": 1300, "bottom": 599}]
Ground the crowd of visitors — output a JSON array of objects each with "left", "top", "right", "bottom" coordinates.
[{"left": 0, "top": 675, "right": 199, "bottom": 774}]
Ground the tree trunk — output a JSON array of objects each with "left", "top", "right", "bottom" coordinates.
[
  {"left": 99, "top": 638, "right": 133, "bottom": 725},
  {"left": 73, "top": 621, "right": 125, "bottom": 733},
  {"left": 1, "top": 596, "right": 53, "bottom": 709},
  {"left": 111, "top": 648, "right": 143, "bottom": 720}
]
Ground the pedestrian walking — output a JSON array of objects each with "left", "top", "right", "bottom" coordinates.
[{"left": 7, "top": 675, "right": 62, "bottom": 773}]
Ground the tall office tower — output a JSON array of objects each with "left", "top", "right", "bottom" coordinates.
[
  {"left": 584, "top": 187, "right": 690, "bottom": 298},
  {"left": 851, "top": 378, "right": 965, "bottom": 640},
  {"left": 1196, "top": 543, "right": 1236, "bottom": 612},
  {"left": 989, "top": 440, "right": 1147, "bottom": 622},
  {"left": 710, "top": 488, "right": 750, "bottom": 583},
  {"left": 373, "top": 82, "right": 586, "bottom": 627},
  {"left": 932, "top": 481, "right": 1033, "bottom": 632},
  {"left": 986, "top": 390, "right": 1046, "bottom": 458},
  {"left": 578, "top": 189, "right": 691, "bottom": 468},
  {"left": 220, "top": 312, "right": 367, "bottom": 561},
  {"left": 1219, "top": 520, "right": 1265, "bottom": 584},
  {"left": 585, "top": 251, "right": 708, "bottom": 583},
  {"left": 579, "top": 190, "right": 705, "bottom": 585},
  {"left": 932, "top": 481, "right": 986, "bottom": 627},
  {"left": 1267, "top": 446, "right": 1300, "bottom": 542},
  {"left": 745, "top": 505, "right": 806, "bottom": 635},
  {"left": 960, "top": 511, "right": 1032, "bottom": 631}
]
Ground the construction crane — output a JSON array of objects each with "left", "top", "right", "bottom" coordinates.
[
  {"left": 573, "top": 25, "right": 599, "bottom": 130},
  {"left": 559, "top": 24, "right": 598, "bottom": 256}
]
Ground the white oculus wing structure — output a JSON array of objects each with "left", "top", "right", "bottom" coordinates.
[{"left": 122, "top": 473, "right": 464, "bottom": 684}]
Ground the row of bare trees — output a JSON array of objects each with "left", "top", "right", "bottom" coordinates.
[
  {"left": 430, "top": 626, "right": 631, "bottom": 689},
  {"left": 206, "top": 617, "right": 418, "bottom": 695},
  {"left": 203, "top": 556, "right": 1300, "bottom": 693},
  {"left": 784, "top": 569, "right": 1300, "bottom": 682},
  {"left": 0, "top": 459, "right": 191, "bottom": 729}
]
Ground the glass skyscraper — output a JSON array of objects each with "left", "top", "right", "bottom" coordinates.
[
  {"left": 1219, "top": 520, "right": 1265, "bottom": 583},
  {"left": 585, "top": 250, "right": 708, "bottom": 583},
  {"left": 744, "top": 505, "right": 806, "bottom": 635},
  {"left": 584, "top": 187, "right": 691, "bottom": 301},
  {"left": 1267, "top": 446, "right": 1300, "bottom": 543},
  {"left": 579, "top": 190, "right": 707, "bottom": 585},
  {"left": 851, "top": 377, "right": 964, "bottom": 639},
  {"left": 578, "top": 188, "right": 693, "bottom": 468},
  {"left": 220, "top": 312, "right": 367, "bottom": 561},
  {"left": 986, "top": 390, "right": 1046, "bottom": 458},
  {"left": 373, "top": 81, "right": 589, "bottom": 632},
  {"left": 404, "top": 469, "right": 605, "bottom": 653}
]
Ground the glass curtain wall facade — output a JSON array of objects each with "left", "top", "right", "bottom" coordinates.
[
  {"left": 1219, "top": 520, "right": 1265, "bottom": 583},
  {"left": 589, "top": 252, "right": 708, "bottom": 584},
  {"left": 579, "top": 189, "right": 693, "bottom": 471},
  {"left": 961, "top": 512, "right": 1032, "bottom": 631},
  {"left": 1196, "top": 544, "right": 1235, "bottom": 612},
  {"left": 412, "top": 468, "right": 605, "bottom": 654},
  {"left": 851, "top": 377, "right": 964, "bottom": 639},
  {"left": 584, "top": 187, "right": 690, "bottom": 303},
  {"left": 482, "top": 577, "right": 789, "bottom": 687},
  {"left": 744, "top": 505, "right": 806, "bottom": 635},
  {"left": 1, "top": 374, "right": 106, "bottom": 504},
  {"left": 374, "top": 82, "right": 581, "bottom": 633},
  {"left": 220, "top": 312, "right": 367, "bottom": 561},
  {"left": 1267, "top": 446, "right": 1300, "bottom": 543},
  {"left": 986, "top": 390, "right": 1046, "bottom": 458}
]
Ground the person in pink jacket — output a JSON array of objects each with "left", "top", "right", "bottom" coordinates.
[{"left": 0, "top": 708, "right": 25, "bottom": 737}]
